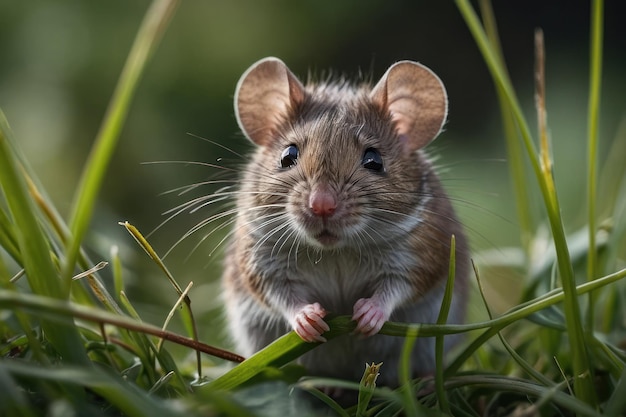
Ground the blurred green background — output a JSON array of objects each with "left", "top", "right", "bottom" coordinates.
[{"left": 0, "top": 0, "right": 624, "bottom": 346}]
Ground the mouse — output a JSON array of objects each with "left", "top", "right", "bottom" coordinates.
[{"left": 221, "top": 56, "right": 469, "bottom": 388}]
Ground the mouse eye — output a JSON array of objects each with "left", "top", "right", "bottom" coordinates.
[
  {"left": 362, "top": 148, "right": 384, "bottom": 172},
  {"left": 280, "top": 144, "right": 299, "bottom": 168}
]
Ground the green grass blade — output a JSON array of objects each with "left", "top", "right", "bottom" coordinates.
[
  {"left": 0, "top": 204, "right": 20, "bottom": 264},
  {"left": 0, "top": 112, "right": 88, "bottom": 367},
  {"left": 586, "top": 0, "right": 604, "bottom": 280},
  {"left": 111, "top": 245, "right": 124, "bottom": 298},
  {"left": 398, "top": 330, "right": 419, "bottom": 416},
  {"left": 586, "top": 0, "right": 604, "bottom": 330},
  {"left": 62, "top": 0, "right": 180, "bottom": 286},
  {"left": 204, "top": 316, "right": 355, "bottom": 391},
  {"left": 0, "top": 115, "right": 61, "bottom": 302},
  {"left": 434, "top": 236, "right": 456, "bottom": 413},
  {"left": 119, "top": 291, "right": 159, "bottom": 384}
]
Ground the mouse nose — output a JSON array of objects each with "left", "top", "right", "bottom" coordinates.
[{"left": 309, "top": 186, "right": 337, "bottom": 217}]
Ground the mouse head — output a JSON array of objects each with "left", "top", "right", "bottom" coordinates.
[{"left": 233, "top": 57, "right": 448, "bottom": 250}]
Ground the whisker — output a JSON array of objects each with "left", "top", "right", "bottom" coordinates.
[
  {"left": 189, "top": 216, "right": 239, "bottom": 262},
  {"left": 272, "top": 221, "right": 299, "bottom": 260},
  {"left": 185, "top": 132, "right": 249, "bottom": 160},
  {"left": 287, "top": 227, "right": 303, "bottom": 269},
  {"left": 163, "top": 207, "right": 238, "bottom": 258},
  {"left": 252, "top": 218, "right": 291, "bottom": 257},
  {"left": 160, "top": 181, "right": 237, "bottom": 198},
  {"left": 174, "top": 206, "right": 286, "bottom": 260},
  {"left": 149, "top": 190, "right": 235, "bottom": 238},
  {"left": 142, "top": 159, "right": 240, "bottom": 173}
]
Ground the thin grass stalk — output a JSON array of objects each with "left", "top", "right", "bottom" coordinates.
[
  {"left": 0, "top": 206, "right": 20, "bottom": 263},
  {"left": 62, "top": 0, "right": 180, "bottom": 290},
  {"left": 455, "top": 0, "right": 597, "bottom": 405},
  {"left": 442, "top": 266, "right": 626, "bottom": 376},
  {"left": 588, "top": 335, "right": 624, "bottom": 377},
  {"left": 474, "top": 261, "right": 553, "bottom": 386},
  {"left": 401, "top": 266, "right": 624, "bottom": 338},
  {"left": 111, "top": 245, "right": 123, "bottom": 298},
  {"left": 398, "top": 331, "right": 419, "bottom": 416},
  {"left": 434, "top": 235, "right": 456, "bottom": 413},
  {"left": 120, "top": 221, "right": 203, "bottom": 379},
  {"left": 115, "top": 291, "right": 192, "bottom": 395},
  {"left": 118, "top": 291, "right": 159, "bottom": 383},
  {"left": 537, "top": 29, "right": 597, "bottom": 407},
  {"left": 157, "top": 281, "right": 194, "bottom": 352},
  {"left": 149, "top": 371, "right": 175, "bottom": 395},
  {"left": 586, "top": 0, "right": 604, "bottom": 330}
]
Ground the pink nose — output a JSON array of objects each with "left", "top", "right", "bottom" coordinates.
[{"left": 309, "top": 187, "right": 337, "bottom": 217}]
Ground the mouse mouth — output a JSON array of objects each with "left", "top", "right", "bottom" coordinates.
[{"left": 314, "top": 229, "right": 340, "bottom": 247}]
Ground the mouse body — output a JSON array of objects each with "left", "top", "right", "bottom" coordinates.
[{"left": 221, "top": 57, "right": 469, "bottom": 386}]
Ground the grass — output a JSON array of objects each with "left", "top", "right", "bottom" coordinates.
[{"left": 1, "top": 0, "right": 625, "bottom": 415}]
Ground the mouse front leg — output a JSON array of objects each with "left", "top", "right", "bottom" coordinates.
[
  {"left": 289, "top": 302, "right": 330, "bottom": 342},
  {"left": 352, "top": 277, "right": 413, "bottom": 337},
  {"left": 266, "top": 270, "right": 330, "bottom": 343},
  {"left": 352, "top": 297, "right": 389, "bottom": 337}
]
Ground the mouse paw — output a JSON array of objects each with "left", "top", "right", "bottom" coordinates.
[
  {"left": 352, "top": 298, "right": 388, "bottom": 337},
  {"left": 291, "top": 302, "right": 329, "bottom": 343}
]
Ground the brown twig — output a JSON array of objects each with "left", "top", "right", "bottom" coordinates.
[{"left": 3, "top": 291, "right": 245, "bottom": 363}]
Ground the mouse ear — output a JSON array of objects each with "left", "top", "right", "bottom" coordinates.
[
  {"left": 370, "top": 61, "right": 448, "bottom": 152},
  {"left": 234, "top": 57, "right": 305, "bottom": 146}
]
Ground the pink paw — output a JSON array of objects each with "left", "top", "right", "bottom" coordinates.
[
  {"left": 292, "top": 303, "right": 329, "bottom": 343},
  {"left": 352, "top": 298, "right": 388, "bottom": 337}
]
